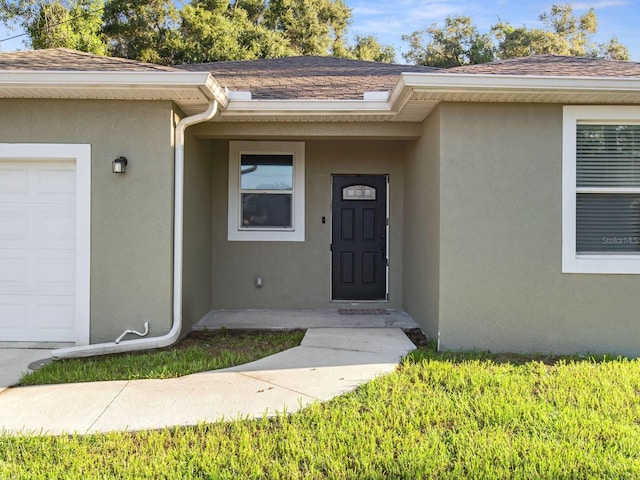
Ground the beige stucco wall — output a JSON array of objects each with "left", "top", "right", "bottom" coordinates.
[
  {"left": 209, "top": 139, "right": 406, "bottom": 309},
  {"left": 403, "top": 107, "right": 441, "bottom": 339},
  {"left": 182, "top": 135, "right": 213, "bottom": 330},
  {"left": 0, "top": 99, "right": 175, "bottom": 343},
  {"left": 437, "top": 102, "right": 640, "bottom": 357}
]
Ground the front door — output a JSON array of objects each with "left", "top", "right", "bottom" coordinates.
[{"left": 331, "top": 175, "right": 387, "bottom": 300}]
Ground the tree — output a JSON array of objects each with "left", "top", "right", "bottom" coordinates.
[
  {"left": 101, "top": 0, "right": 181, "bottom": 64},
  {"left": 348, "top": 34, "right": 395, "bottom": 63},
  {"left": 403, "top": 3, "right": 630, "bottom": 66},
  {"left": 596, "top": 36, "right": 630, "bottom": 61},
  {"left": 263, "top": 0, "right": 351, "bottom": 56},
  {"left": 176, "top": 2, "right": 294, "bottom": 63},
  {"left": 1, "top": 0, "right": 107, "bottom": 53},
  {"left": 402, "top": 15, "right": 493, "bottom": 67},
  {"left": 176, "top": 0, "right": 361, "bottom": 63}
]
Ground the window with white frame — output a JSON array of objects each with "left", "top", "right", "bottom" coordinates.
[
  {"left": 228, "top": 141, "right": 305, "bottom": 241},
  {"left": 563, "top": 106, "right": 640, "bottom": 273}
]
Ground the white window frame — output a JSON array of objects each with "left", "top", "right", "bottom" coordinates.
[
  {"left": 228, "top": 141, "right": 305, "bottom": 241},
  {"left": 562, "top": 106, "right": 640, "bottom": 274},
  {"left": 0, "top": 143, "right": 91, "bottom": 344}
]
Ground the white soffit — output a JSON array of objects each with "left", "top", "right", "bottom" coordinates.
[
  {"left": 395, "top": 73, "right": 640, "bottom": 106},
  {"left": 0, "top": 70, "right": 229, "bottom": 113}
]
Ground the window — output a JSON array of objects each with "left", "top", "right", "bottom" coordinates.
[
  {"left": 228, "top": 141, "right": 305, "bottom": 241},
  {"left": 563, "top": 106, "right": 640, "bottom": 273}
]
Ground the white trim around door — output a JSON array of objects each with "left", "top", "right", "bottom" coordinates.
[{"left": 0, "top": 143, "right": 91, "bottom": 345}]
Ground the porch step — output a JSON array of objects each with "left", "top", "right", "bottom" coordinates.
[{"left": 193, "top": 308, "right": 419, "bottom": 331}]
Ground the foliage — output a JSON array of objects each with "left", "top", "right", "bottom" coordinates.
[
  {"left": 403, "top": 15, "right": 494, "bottom": 67},
  {"left": 348, "top": 34, "right": 395, "bottom": 63},
  {"left": 1, "top": 0, "right": 107, "bottom": 53},
  {"left": 1, "top": 0, "right": 377, "bottom": 63},
  {"left": 263, "top": 0, "right": 351, "bottom": 56},
  {"left": 404, "top": 3, "right": 630, "bottom": 66},
  {"left": 175, "top": 1, "right": 295, "bottom": 64},
  {"left": 101, "top": 0, "right": 181, "bottom": 64},
  {"left": 3, "top": 346, "right": 640, "bottom": 477},
  {"left": 20, "top": 330, "right": 305, "bottom": 385}
]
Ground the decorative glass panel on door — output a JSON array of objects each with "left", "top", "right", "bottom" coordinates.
[{"left": 342, "top": 185, "right": 376, "bottom": 201}]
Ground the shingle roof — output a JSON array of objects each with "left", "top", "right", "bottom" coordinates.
[
  {"left": 0, "top": 48, "right": 179, "bottom": 72},
  {"left": 177, "top": 55, "right": 439, "bottom": 99},
  {"left": 445, "top": 54, "right": 640, "bottom": 77}
]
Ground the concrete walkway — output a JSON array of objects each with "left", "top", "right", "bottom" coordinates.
[{"left": 0, "top": 328, "right": 415, "bottom": 436}]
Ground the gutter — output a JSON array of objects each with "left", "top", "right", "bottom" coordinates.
[{"left": 52, "top": 100, "right": 219, "bottom": 359}]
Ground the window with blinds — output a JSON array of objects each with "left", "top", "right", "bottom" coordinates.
[{"left": 576, "top": 124, "right": 640, "bottom": 254}]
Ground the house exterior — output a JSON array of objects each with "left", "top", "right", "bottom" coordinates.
[{"left": 1, "top": 48, "right": 640, "bottom": 356}]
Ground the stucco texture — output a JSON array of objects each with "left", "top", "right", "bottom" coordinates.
[
  {"left": 0, "top": 99, "right": 175, "bottom": 343},
  {"left": 182, "top": 133, "right": 213, "bottom": 330},
  {"left": 209, "top": 139, "right": 405, "bottom": 309},
  {"left": 403, "top": 107, "right": 441, "bottom": 340},
  {"left": 436, "top": 102, "right": 640, "bottom": 357}
]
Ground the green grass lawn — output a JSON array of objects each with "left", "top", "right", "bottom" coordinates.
[
  {"left": 20, "top": 329, "right": 305, "bottom": 385},
  {"left": 3, "top": 344, "right": 640, "bottom": 478}
]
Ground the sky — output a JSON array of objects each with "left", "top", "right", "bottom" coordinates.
[{"left": 0, "top": 0, "right": 638, "bottom": 62}]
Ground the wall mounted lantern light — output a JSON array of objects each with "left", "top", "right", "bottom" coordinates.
[{"left": 112, "top": 156, "right": 128, "bottom": 174}]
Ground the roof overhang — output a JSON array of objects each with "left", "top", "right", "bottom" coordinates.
[
  {"left": 1, "top": 69, "right": 640, "bottom": 122},
  {"left": 216, "top": 72, "right": 640, "bottom": 123},
  {"left": 0, "top": 70, "right": 229, "bottom": 114}
]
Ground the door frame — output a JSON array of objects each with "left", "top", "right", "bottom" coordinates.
[
  {"left": 0, "top": 143, "right": 91, "bottom": 345},
  {"left": 329, "top": 174, "right": 390, "bottom": 302}
]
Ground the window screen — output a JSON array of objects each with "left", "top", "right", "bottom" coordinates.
[{"left": 576, "top": 124, "right": 640, "bottom": 254}]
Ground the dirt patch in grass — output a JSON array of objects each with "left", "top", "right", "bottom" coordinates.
[{"left": 403, "top": 328, "right": 430, "bottom": 348}]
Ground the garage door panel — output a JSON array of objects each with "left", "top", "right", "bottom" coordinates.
[
  {"left": 0, "top": 256, "right": 28, "bottom": 291},
  {"left": 0, "top": 206, "right": 75, "bottom": 249},
  {"left": 35, "top": 299, "right": 75, "bottom": 338},
  {"left": 0, "top": 165, "right": 28, "bottom": 195},
  {"left": 0, "top": 158, "right": 78, "bottom": 342},
  {"left": 37, "top": 167, "right": 75, "bottom": 196},
  {"left": 0, "top": 301, "right": 28, "bottom": 340},
  {"left": 0, "top": 296, "right": 75, "bottom": 342},
  {"left": 36, "top": 255, "right": 75, "bottom": 293},
  {"left": 37, "top": 210, "right": 75, "bottom": 245},
  {"left": 0, "top": 210, "right": 28, "bottom": 242}
]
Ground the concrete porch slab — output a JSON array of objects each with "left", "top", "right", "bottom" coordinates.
[
  {"left": 194, "top": 308, "right": 419, "bottom": 330},
  {"left": 301, "top": 328, "right": 417, "bottom": 354}
]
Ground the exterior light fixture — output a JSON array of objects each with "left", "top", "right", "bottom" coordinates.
[{"left": 112, "top": 156, "right": 128, "bottom": 174}]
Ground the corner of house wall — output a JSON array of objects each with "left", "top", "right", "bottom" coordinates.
[{"left": 402, "top": 108, "right": 441, "bottom": 341}]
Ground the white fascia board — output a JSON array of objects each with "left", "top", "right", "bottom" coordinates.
[
  {"left": 222, "top": 99, "right": 394, "bottom": 117},
  {"left": 0, "top": 70, "right": 229, "bottom": 107},
  {"left": 400, "top": 72, "right": 640, "bottom": 95}
]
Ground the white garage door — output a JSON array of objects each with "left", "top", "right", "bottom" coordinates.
[{"left": 0, "top": 160, "right": 77, "bottom": 342}]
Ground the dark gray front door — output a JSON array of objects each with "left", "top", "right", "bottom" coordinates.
[{"left": 331, "top": 175, "right": 387, "bottom": 300}]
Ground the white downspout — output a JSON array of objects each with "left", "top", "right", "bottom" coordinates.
[{"left": 53, "top": 100, "right": 219, "bottom": 359}]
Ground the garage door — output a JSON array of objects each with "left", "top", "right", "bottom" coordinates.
[{"left": 0, "top": 159, "right": 77, "bottom": 342}]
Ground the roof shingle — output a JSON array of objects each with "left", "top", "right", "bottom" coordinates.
[
  {"left": 445, "top": 54, "right": 640, "bottom": 77},
  {"left": 0, "top": 48, "right": 179, "bottom": 72},
  {"left": 177, "top": 55, "right": 439, "bottom": 99}
]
